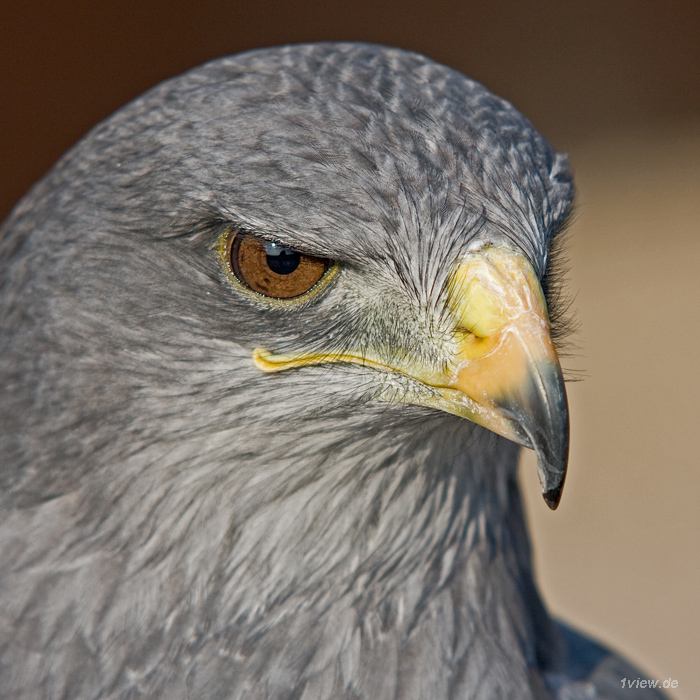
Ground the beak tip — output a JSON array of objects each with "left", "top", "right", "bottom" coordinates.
[
  {"left": 537, "top": 449, "right": 568, "bottom": 511},
  {"left": 542, "top": 483, "right": 564, "bottom": 510}
]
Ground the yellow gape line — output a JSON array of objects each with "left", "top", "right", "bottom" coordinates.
[{"left": 253, "top": 348, "right": 394, "bottom": 375}]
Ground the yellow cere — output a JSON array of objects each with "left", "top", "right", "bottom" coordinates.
[{"left": 447, "top": 247, "right": 548, "bottom": 348}]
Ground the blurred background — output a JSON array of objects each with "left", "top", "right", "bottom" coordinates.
[{"left": 1, "top": 1, "right": 698, "bottom": 696}]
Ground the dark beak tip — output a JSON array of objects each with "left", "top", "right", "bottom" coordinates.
[{"left": 542, "top": 482, "right": 564, "bottom": 510}]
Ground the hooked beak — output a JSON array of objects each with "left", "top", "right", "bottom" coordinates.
[{"left": 438, "top": 246, "right": 569, "bottom": 508}]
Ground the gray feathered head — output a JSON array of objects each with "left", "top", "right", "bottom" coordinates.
[
  {"left": 1, "top": 42, "right": 573, "bottom": 505},
  {"left": 0, "top": 43, "right": 579, "bottom": 698}
]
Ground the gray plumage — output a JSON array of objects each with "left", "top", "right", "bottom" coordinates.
[{"left": 0, "top": 43, "right": 664, "bottom": 699}]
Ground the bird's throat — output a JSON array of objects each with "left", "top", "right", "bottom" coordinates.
[{"left": 212, "top": 422, "right": 556, "bottom": 697}]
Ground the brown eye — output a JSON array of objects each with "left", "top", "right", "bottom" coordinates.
[{"left": 228, "top": 232, "right": 333, "bottom": 299}]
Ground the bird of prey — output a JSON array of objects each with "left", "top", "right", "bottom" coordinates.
[{"left": 0, "top": 43, "right": 666, "bottom": 699}]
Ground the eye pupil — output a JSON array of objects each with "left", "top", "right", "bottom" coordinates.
[{"left": 266, "top": 249, "right": 300, "bottom": 275}]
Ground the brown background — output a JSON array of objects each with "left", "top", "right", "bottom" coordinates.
[{"left": 2, "top": 1, "right": 698, "bottom": 697}]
